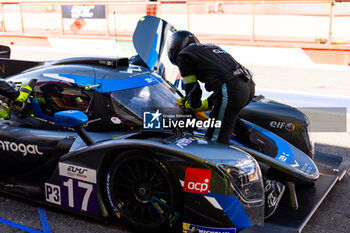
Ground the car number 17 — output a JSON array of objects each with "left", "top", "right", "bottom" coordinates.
[{"left": 63, "top": 178, "right": 93, "bottom": 211}]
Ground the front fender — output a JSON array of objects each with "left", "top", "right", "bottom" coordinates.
[{"left": 46, "top": 137, "right": 259, "bottom": 231}]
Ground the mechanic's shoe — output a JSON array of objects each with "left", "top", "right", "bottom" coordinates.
[{"left": 264, "top": 179, "right": 285, "bottom": 219}]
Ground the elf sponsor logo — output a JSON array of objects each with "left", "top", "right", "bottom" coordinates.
[
  {"left": 270, "top": 121, "right": 295, "bottom": 132},
  {"left": 0, "top": 140, "right": 43, "bottom": 156},
  {"left": 184, "top": 168, "right": 211, "bottom": 194},
  {"left": 59, "top": 163, "right": 97, "bottom": 184}
]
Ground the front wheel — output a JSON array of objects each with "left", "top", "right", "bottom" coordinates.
[{"left": 106, "top": 151, "right": 182, "bottom": 232}]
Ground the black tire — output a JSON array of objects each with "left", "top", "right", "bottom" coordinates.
[{"left": 106, "top": 151, "right": 182, "bottom": 232}]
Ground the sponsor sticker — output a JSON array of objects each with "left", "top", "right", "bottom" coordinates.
[
  {"left": 269, "top": 121, "right": 295, "bottom": 132},
  {"left": 285, "top": 123, "right": 295, "bottom": 132},
  {"left": 106, "top": 171, "right": 120, "bottom": 218},
  {"left": 184, "top": 168, "right": 211, "bottom": 194},
  {"left": 49, "top": 164, "right": 98, "bottom": 215},
  {"left": 45, "top": 183, "right": 61, "bottom": 205},
  {"left": 176, "top": 137, "right": 196, "bottom": 149},
  {"left": 62, "top": 5, "right": 106, "bottom": 19},
  {"left": 59, "top": 163, "right": 96, "bottom": 184},
  {"left": 276, "top": 152, "right": 293, "bottom": 164},
  {"left": 183, "top": 222, "right": 236, "bottom": 233},
  {"left": 58, "top": 163, "right": 98, "bottom": 214},
  {"left": 60, "top": 176, "right": 98, "bottom": 215},
  {"left": 0, "top": 140, "right": 43, "bottom": 156},
  {"left": 111, "top": 116, "right": 122, "bottom": 124}
]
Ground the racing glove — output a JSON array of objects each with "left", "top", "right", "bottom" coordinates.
[
  {"left": 0, "top": 104, "right": 10, "bottom": 119},
  {"left": 177, "top": 97, "right": 186, "bottom": 107},
  {"left": 186, "top": 99, "right": 210, "bottom": 112},
  {"left": 195, "top": 111, "right": 209, "bottom": 121},
  {"left": 15, "top": 84, "right": 32, "bottom": 102},
  {"left": 177, "top": 98, "right": 210, "bottom": 112}
]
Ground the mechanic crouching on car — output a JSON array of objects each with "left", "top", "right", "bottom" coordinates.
[
  {"left": 167, "top": 30, "right": 285, "bottom": 218},
  {"left": 0, "top": 80, "right": 32, "bottom": 119}
]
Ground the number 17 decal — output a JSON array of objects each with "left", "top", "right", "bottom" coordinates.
[{"left": 60, "top": 176, "right": 98, "bottom": 215}]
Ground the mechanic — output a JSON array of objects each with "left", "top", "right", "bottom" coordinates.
[
  {"left": 168, "top": 30, "right": 254, "bottom": 145},
  {"left": 167, "top": 30, "right": 285, "bottom": 218},
  {"left": 0, "top": 80, "right": 32, "bottom": 119}
]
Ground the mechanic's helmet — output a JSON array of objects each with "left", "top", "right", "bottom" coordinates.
[{"left": 167, "top": 30, "right": 199, "bottom": 65}]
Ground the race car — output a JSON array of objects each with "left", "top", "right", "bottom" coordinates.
[{"left": 0, "top": 16, "right": 347, "bottom": 233}]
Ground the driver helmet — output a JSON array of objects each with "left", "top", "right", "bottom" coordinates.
[{"left": 167, "top": 30, "right": 199, "bottom": 65}]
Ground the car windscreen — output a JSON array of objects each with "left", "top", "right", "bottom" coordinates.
[{"left": 110, "top": 82, "right": 184, "bottom": 119}]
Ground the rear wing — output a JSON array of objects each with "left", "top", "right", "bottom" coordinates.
[
  {"left": 0, "top": 45, "right": 10, "bottom": 59},
  {"left": 0, "top": 56, "right": 129, "bottom": 79},
  {"left": 0, "top": 58, "right": 43, "bottom": 79},
  {"left": 0, "top": 45, "right": 43, "bottom": 79}
]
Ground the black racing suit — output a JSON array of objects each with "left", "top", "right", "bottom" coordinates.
[
  {"left": 176, "top": 43, "right": 255, "bottom": 144},
  {"left": 0, "top": 80, "right": 20, "bottom": 100}
]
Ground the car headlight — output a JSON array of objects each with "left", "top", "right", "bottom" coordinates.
[
  {"left": 217, "top": 157, "right": 264, "bottom": 226},
  {"left": 217, "top": 158, "right": 264, "bottom": 204}
]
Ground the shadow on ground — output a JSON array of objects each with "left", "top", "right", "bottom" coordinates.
[{"left": 303, "top": 143, "right": 350, "bottom": 233}]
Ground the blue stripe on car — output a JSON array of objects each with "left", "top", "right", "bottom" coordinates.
[
  {"left": 205, "top": 192, "right": 252, "bottom": 230},
  {"left": 243, "top": 121, "right": 294, "bottom": 164},
  {"left": 57, "top": 74, "right": 163, "bottom": 93},
  {"left": 146, "top": 33, "right": 159, "bottom": 69},
  {"left": 101, "top": 74, "right": 162, "bottom": 93},
  {"left": 59, "top": 73, "right": 95, "bottom": 89}
]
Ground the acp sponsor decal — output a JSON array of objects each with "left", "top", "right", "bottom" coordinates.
[
  {"left": 184, "top": 168, "right": 211, "bottom": 194},
  {"left": 270, "top": 121, "right": 295, "bottom": 132},
  {"left": 0, "top": 140, "right": 43, "bottom": 156},
  {"left": 59, "top": 162, "right": 96, "bottom": 183},
  {"left": 183, "top": 222, "right": 236, "bottom": 233}
]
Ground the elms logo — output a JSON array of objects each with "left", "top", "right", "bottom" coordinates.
[
  {"left": 143, "top": 109, "right": 162, "bottom": 129},
  {"left": 184, "top": 168, "right": 212, "bottom": 194}
]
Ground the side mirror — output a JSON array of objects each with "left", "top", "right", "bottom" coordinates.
[
  {"left": 54, "top": 110, "right": 88, "bottom": 127},
  {"left": 54, "top": 110, "right": 94, "bottom": 145},
  {"left": 0, "top": 45, "right": 11, "bottom": 59}
]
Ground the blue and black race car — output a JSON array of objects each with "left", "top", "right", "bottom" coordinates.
[{"left": 0, "top": 16, "right": 346, "bottom": 233}]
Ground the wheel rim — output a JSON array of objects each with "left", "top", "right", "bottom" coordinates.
[{"left": 111, "top": 157, "right": 174, "bottom": 226}]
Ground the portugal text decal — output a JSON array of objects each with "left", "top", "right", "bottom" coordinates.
[{"left": 0, "top": 140, "right": 43, "bottom": 156}]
